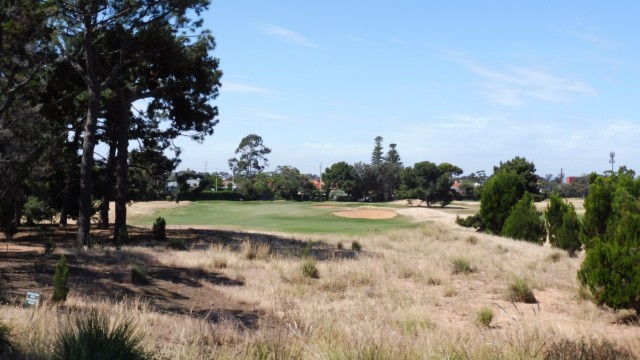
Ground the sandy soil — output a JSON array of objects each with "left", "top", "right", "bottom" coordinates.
[
  {"left": 332, "top": 209, "right": 398, "bottom": 219},
  {"left": 105, "top": 200, "right": 191, "bottom": 221}
]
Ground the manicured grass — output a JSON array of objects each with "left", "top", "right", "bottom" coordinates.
[{"left": 131, "top": 201, "right": 418, "bottom": 235}]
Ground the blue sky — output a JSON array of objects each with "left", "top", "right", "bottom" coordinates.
[{"left": 173, "top": 1, "right": 640, "bottom": 178}]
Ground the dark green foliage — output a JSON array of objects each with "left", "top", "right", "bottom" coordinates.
[
  {"left": 271, "top": 166, "right": 314, "bottom": 201},
  {"left": 151, "top": 217, "right": 166, "bottom": 240},
  {"left": 545, "top": 195, "right": 582, "bottom": 256},
  {"left": 228, "top": 134, "right": 271, "bottom": 178},
  {"left": 543, "top": 338, "right": 634, "bottom": 360},
  {"left": 578, "top": 211, "right": 640, "bottom": 314},
  {"left": 371, "top": 136, "right": 384, "bottom": 165},
  {"left": 53, "top": 310, "right": 152, "bottom": 360},
  {"left": 502, "top": 193, "right": 546, "bottom": 244},
  {"left": 322, "top": 162, "right": 357, "bottom": 200},
  {"left": 351, "top": 241, "right": 362, "bottom": 251},
  {"left": 580, "top": 175, "right": 615, "bottom": 248},
  {"left": 455, "top": 213, "right": 483, "bottom": 229},
  {"left": 493, "top": 156, "right": 540, "bottom": 199},
  {"left": 479, "top": 171, "right": 526, "bottom": 234},
  {"left": 399, "top": 161, "right": 462, "bottom": 207},
  {"left": 23, "top": 196, "right": 55, "bottom": 224},
  {"left": 52, "top": 255, "right": 69, "bottom": 302}
]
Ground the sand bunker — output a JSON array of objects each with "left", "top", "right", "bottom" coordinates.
[{"left": 333, "top": 209, "right": 397, "bottom": 219}]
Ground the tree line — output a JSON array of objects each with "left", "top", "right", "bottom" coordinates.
[
  {"left": 457, "top": 158, "right": 640, "bottom": 316},
  {"left": 224, "top": 134, "right": 469, "bottom": 206},
  {"left": 0, "top": 0, "right": 221, "bottom": 245}
]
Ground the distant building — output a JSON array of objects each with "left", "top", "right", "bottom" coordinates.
[
  {"left": 566, "top": 176, "right": 577, "bottom": 184},
  {"left": 311, "top": 179, "right": 324, "bottom": 190}
]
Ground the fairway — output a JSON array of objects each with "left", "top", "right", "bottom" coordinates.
[{"left": 131, "top": 201, "right": 419, "bottom": 235}]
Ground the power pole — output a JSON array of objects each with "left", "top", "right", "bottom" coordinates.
[{"left": 609, "top": 151, "right": 615, "bottom": 174}]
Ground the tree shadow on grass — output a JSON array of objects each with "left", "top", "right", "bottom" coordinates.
[{"left": 148, "top": 227, "right": 361, "bottom": 261}]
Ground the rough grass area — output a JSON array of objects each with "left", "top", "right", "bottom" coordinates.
[{"left": 1, "top": 198, "right": 637, "bottom": 359}]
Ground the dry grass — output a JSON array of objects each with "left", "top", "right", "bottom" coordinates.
[{"left": 2, "top": 208, "right": 639, "bottom": 359}]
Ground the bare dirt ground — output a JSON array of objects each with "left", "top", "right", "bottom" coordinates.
[{"left": 333, "top": 209, "right": 398, "bottom": 219}]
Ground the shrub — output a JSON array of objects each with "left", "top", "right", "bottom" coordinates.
[
  {"left": 336, "top": 242, "right": 343, "bottom": 250},
  {"left": 543, "top": 338, "right": 634, "bottom": 360},
  {"left": 456, "top": 213, "right": 483, "bottom": 230},
  {"left": 166, "top": 238, "right": 187, "bottom": 251},
  {"left": 131, "top": 265, "right": 149, "bottom": 284},
  {"left": 45, "top": 237, "right": 56, "bottom": 255},
  {"left": 301, "top": 259, "right": 319, "bottom": 279},
  {"left": 53, "top": 310, "right": 152, "bottom": 360},
  {"left": 23, "top": 196, "right": 55, "bottom": 224},
  {"left": 351, "top": 241, "right": 362, "bottom": 251},
  {"left": 475, "top": 307, "right": 493, "bottom": 328},
  {"left": 502, "top": 193, "right": 546, "bottom": 244},
  {"left": 508, "top": 277, "right": 536, "bottom": 303},
  {"left": 52, "top": 255, "right": 69, "bottom": 302},
  {"left": 152, "top": 217, "right": 166, "bottom": 240},
  {"left": 545, "top": 194, "right": 581, "bottom": 256},
  {"left": 451, "top": 258, "right": 474, "bottom": 275},
  {"left": 578, "top": 212, "right": 640, "bottom": 315},
  {"left": 479, "top": 171, "right": 526, "bottom": 234}
]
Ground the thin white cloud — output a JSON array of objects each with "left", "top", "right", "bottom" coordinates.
[
  {"left": 574, "top": 31, "right": 619, "bottom": 49},
  {"left": 260, "top": 24, "right": 319, "bottom": 48},
  {"left": 449, "top": 53, "right": 597, "bottom": 106},
  {"left": 224, "top": 82, "right": 274, "bottom": 94}
]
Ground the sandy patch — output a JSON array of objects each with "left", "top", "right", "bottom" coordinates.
[
  {"left": 333, "top": 209, "right": 397, "bottom": 219},
  {"left": 106, "top": 200, "right": 191, "bottom": 221}
]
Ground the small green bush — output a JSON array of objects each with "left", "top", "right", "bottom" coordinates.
[
  {"left": 501, "top": 193, "right": 546, "bottom": 244},
  {"left": 152, "top": 217, "right": 166, "bottom": 240},
  {"left": 52, "top": 310, "right": 152, "bottom": 360},
  {"left": 475, "top": 307, "right": 493, "bottom": 328},
  {"left": 351, "top": 241, "right": 362, "bottom": 251},
  {"left": 543, "top": 338, "right": 634, "bottom": 360},
  {"left": 451, "top": 258, "right": 474, "bottom": 275},
  {"left": 166, "top": 238, "right": 187, "bottom": 251},
  {"left": 301, "top": 259, "right": 319, "bottom": 279},
  {"left": 52, "top": 255, "right": 69, "bottom": 302},
  {"left": 336, "top": 242, "right": 343, "bottom": 250},
  {"left": 508, "top": 277, "right": 536, "bottom": 303},
  {"left": 456, "top": 213, "right": 483, "bottom": 230},
  {"left": 45, "top": 237, "right": 56, "bottom": 255},
  {"left": 545, "top": 194, "right": 581, "bottom": 256},
  {"left": 131, "top": 265, "right": 149, "bottom": 285}
]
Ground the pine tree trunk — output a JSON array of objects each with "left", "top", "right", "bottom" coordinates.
[
  {"left": 114, "top": 90, "right": 129, "bottom": 242},
  {"left": 99, "top": 143, "right": 117, "bottom": 228},
  {"left": 77, "top": 86, "right": 100, "bottom": 247}
]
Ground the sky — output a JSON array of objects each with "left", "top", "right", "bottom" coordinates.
[{"left": 172, "top": 1, "right": 640, "bottom": 178}]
